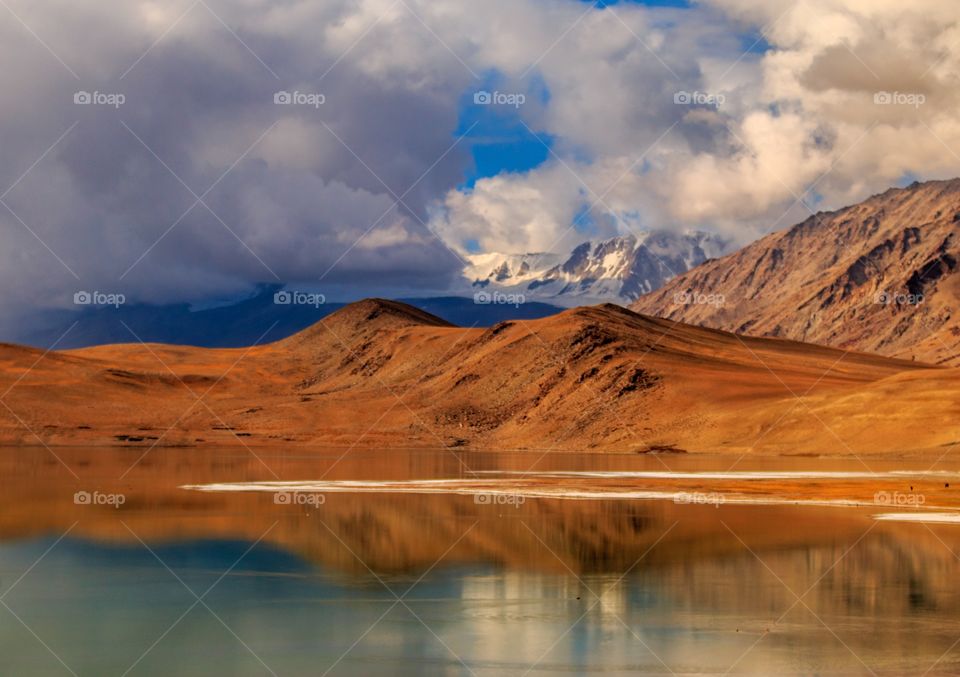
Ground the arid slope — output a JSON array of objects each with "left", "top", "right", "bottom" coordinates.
[
  {"left": 0, "top": 299, "right": 956, "bottom": 454},
  {"left": 632, "top": 179, "right": 960, "bottom": 365}
]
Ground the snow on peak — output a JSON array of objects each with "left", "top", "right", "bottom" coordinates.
[{"left": 463, "top": 231, "right": 726, "bottom": 306}]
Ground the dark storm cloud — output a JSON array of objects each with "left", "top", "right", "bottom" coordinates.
[{"left": 0, "top": 0, "right": 477, "bottom": 321}]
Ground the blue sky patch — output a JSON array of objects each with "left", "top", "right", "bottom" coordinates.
[{"left": 456, "top": 72, "right": 554, "bottom": 188}]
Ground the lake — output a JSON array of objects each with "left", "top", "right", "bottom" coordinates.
[{"left": 2, "top": 446, "right": 960, "bottom": 675}]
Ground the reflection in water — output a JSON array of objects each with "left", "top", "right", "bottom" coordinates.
[{"left": 2, "top": 447, "right": 960, "bottom": 675}]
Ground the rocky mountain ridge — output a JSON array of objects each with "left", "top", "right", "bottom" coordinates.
[
  {"left": 465, "top": 231, "right": 727, "bottom": 306},
  {"left": 632, "top": 179, "right": 960, "bottom": 365}
]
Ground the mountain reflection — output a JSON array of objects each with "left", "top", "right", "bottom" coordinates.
[{"left": 4, "top": 447, "right": 960, "bottom": 674}]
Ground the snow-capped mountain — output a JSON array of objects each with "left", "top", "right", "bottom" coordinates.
[{"left": 464, "top": 231, "right": 727, "bottom": 306}]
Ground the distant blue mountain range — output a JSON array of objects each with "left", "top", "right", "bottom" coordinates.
[{"left": 15, "top": 285, "right": 564, "bottom": 349}]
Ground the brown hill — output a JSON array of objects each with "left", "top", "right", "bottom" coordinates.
[
  {"left": 631, "top": 179, "right": 960, "bottom": 365},
  {"left": 0, "top": 299, "right": 957, "bottom": 454}
]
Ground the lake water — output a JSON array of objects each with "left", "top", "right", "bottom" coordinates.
[{"left": 3, "top": 447, "right": 960, "bottom": 675}]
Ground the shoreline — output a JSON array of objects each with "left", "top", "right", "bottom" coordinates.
[
  {"left": 3, "top": 442, "right": 960, "bottom": 459},
  {"left": 181, "top": 470, "right": 960, "bottom": 516}
]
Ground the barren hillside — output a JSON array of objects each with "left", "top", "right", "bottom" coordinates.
[
  {"left": 0, "top": 299, "right": 957, "bottom": 454},
  {"left": 632, "top": 179, "right": 960, "bottom": 365}
]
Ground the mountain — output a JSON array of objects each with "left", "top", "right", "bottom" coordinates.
[
  {"left": 631, "top": 179, "right": 960, "bottom": 365},
  {"left": 1, "top": 298, "right": 956, "bottom": 454},
  {"left": 14, "top": 232, "right": 724, "bottom": 351},
  {"left": 464, "top": 231, "right": 727, "bottom": 306},
  {"left": 14, "top": 286, "right": 563, "bottom": 350}
]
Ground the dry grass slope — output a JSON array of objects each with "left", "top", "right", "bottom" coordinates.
[{"left": 0, "top": 299, "right": 956, "bottom": 454}]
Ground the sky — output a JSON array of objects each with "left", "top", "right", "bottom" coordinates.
[{"left": 1, "top": 0, "right": 959, "bottom": 327}]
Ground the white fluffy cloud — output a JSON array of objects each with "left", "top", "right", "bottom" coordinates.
[{"left": 431, "top": 0, "right": 960, "bottom": 252}]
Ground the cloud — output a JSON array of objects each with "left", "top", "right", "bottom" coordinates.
[
  {"left": 432, "top": 0, "right": 960, "bottom": 251},
  {"left": 1, "top": 0, "right": 960, "bottom": 326},
  {"left": 659, "top": 0, "right": 960, "bottom": 236},
  {"left": 0, "top": 0, "right": 477, "bottom": 314}
]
